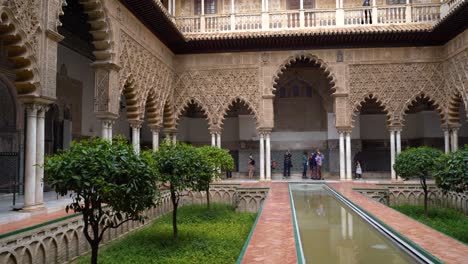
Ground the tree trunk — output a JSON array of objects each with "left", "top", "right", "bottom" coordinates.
[
  {"left": 170, "top": 188, "right": 178, "bottom": 240},
  {"left": 421, "top": 176, "right": 428, "bottom": 217},
  {"left": 90, "top": 241, "right": 99, "bottom": 264},
  {"left": 206, "top": 186, "right": 210, "bottom": 209}
]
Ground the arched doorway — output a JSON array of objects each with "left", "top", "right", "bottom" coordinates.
[
  {"left": 0, "top": 78, "right": 19, "bottom": 193},
  {"left": 176, "top": 100, "right": 210, "bottom": 146},
  {"left": 272, "top": 58, "right": 335, "bottom": 177}
]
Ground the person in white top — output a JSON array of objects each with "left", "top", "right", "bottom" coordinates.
[{"left": 355, "top": 161, "right": 363, "bottom": 179}]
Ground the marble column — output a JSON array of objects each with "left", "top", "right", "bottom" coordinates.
[
  {"left": 266, "top": 132, "right": 271, "bottom": 181},
  {"left": 35, "top": 105, "right": 47, "bottom": 207},
  {"left": 443, "top": 128, "right": 450, "bottom": 154},
  {"left": 24, "top": 105, "right": 38, "bottom": 208},
  {"left": 101, "top": 119, "right": 114, "bottom": 142},
  {"left": 172, "top": 133, "right": 177, "bottom": 144},
  {"left": 345, "top": 132, "right": 352, "bottom": 180},
  {"left": 390, "top": 130, "right": 396, "bottom": 181},
  {"left": 130, "top": 122, "right": 142, "bottom": 154},
  {"left": 211, "top": 133, "right": 216, "bottom": 146},
  {"left": 396, "top": 129, "right": 401, "bottom": 155},
  {"left": 339, "top": 132, "right": 345, "bottom": 181},
  {"left": 151, "top": 128, "right": 159, "bottom": 151},
  {"left": 216, "top": 133, "right": 221, "bottom": 148},
  {"left": 259, "top": 133, "right": 265, "bottom": 181},
  {"left": 451, "top": 128, "right": 459, "bottom": 151}
]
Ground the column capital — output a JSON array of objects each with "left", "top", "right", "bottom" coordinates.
[
  {"left": 388, "top": 125, "right": 403, "bottom": 132},
  {"left": 448, "top": 123, "right": 461, "bottom": 130},
  {"left": 149, "top": 125, "right": 161, "bottom": 133},
  {"left": 337, "top": 126, "right": 352, "bottom": 134},
  {"left": 258, "top": 127, "right": 273, "bottom": 135},
  {"left": 162, "top": 128, "right": 177, "bottom": 135},
  {"left": 129, "top": 120, "right": 143, "bottom": 129}
]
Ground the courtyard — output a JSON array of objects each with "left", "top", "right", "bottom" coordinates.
[{"left": 1, "top": 0, "right": 468, "bottom": 263}]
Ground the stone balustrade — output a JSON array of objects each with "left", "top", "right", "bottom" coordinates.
[
  {"left": 174, "top": 2, "right": 450, "bottom": 34},
  {"left": 0, "top": 184, "right": 268, "bottom": 264},
  {"left": 355, "top": 184, "right": 468, "bottom": 215}
]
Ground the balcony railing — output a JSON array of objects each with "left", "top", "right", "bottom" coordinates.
[{"left": 173, "top": 1, "right": 462, "bottom": 34}]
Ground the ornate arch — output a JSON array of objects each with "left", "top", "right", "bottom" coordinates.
[
  {"left": 162, "top": 97, "right": 175, "bottom": 130},
  {"left": 219, "top": 97, "right": 259, "bottom": 127},
  {"left": 271, "top": 52, "right": 338, "bottom": 94},
  {"left": 120, "top": 75, "right": 140, "bottom": 121},
  {"left": 351, "top": 93, "right": 391, "bottom": 126},
  {"left": 77, "top": 0, "right": 115, "bottom": 63},
  {"left": 447, "top": 92, "right": 464, "bottom": 125},
  {"left": 0, "top": 7, "right": 40, "bottom": 95},
  {"left": 175, "top": 97, "right": 213, "bottom": 128},
  {"left": 399, "top": 93, "right": 446, "bottom": 127}
]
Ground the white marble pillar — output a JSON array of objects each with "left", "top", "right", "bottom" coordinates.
[
  {"left": 130, "top": 122, "right": 142, "bottom": 154},
  {"left": 24, "top": 105, "right": 38, "bottom": 208},
  {"left": 345, "top": 132, "right": 352, "bottom": 180},
  {"left": 231, "top": 0, "right": 235, "bottom": 13},
  {"left": 444, "top": 129, "right": 450, "bottom": 154},
  {"left": 35, "top": 106, "right": 46, "bottom": 206},
  {"left": 201, "top": 0, "right": 205, "bottom": 15},
  {"left": 101, "top": 119, "right": 114, "bottom": 142},
  {"left": 211, "top": 133, "right": 216, "bottom": 146},
  {"left": 339, "top": 132, "right": 345, "bottom": 181},
  {"left": 266, "top": 133, "right": 271, "bottom": 181},
  {"left": 396, "top": 129, "right": 402, "bottom": 154},
  {"left": 101, "top": 120, "right": 108, "bottom": 139},
  {"left": 216, "top": 133, "right": 221, "bottom": 148},
  {"left": 172, "top": 133, "right": 177, "bottom": 144},
  {"left": 259, "top": 133, "right": 265, "bottom": 181},
  {"left": 452, "top": 128, "right": 459, "bottom": 151},
  {"left": 300, "top": 0, "right": 304, "bottom": 9},
  {"left": 152, "top": 129, "right": 159, "bottom": 151},
  {"left": 390, "top": 130, "right": 396, "bottom": 181}
]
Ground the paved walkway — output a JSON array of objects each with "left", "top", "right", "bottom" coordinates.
[
  {"left": 241, "top": 182, "right": 297, "bottom": 264},
  {"left": 328, "top": 182, "right": 468, "bottom": 264}
]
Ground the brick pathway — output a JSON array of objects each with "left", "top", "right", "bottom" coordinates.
[
  {"left": 241, "top": 182, "right": 297, "bottom": 264},
  {"left": 328, "top": 182, "right": 468, "bottom": 264},
  {"left": 0, "top": 210, "right": 71, "bottom": 235}
]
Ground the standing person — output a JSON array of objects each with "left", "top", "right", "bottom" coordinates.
[
  {"left": 355, "top": 160, "right": 363, "bottom": 180},
  {"left": 309, "top": 151, "right": 317, "bottom": 179},
  {"left": 315, "top": 149, "right": 325, "bottom": 180},
  {"left": 362, "top": 0, "right": 372, "bottom": 24},
  {"left": 302, "top": 151, "right": 308, "bottom": 179},
  {"left": 248, "top": 156, "right": 255, "bottom": 179},
  {"left": 283, "top": 150, "right": 292, "bottom": 178}
]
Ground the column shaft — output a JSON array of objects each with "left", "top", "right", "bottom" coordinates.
[
  {"left": 396, "top": 130, "right": 401, "bottom": 154},
  {"left": 35, "top": 106, "right": 46, "bottom": 206},
  {"left": 131, "top": 124, "right": 141, "bottom": 154},
  {"left": 101, "top": 120, "right": 108, "bottom": 139},
  {"left": 152, "top": 130, "right": 159, "bottom": 151},
  {"left": 172, "top": 134, "right": 177, "bottom": 144},
  {"left": 216, "top": 133, "right": 221, "bottom": 148},
  {"left": 339, "top": 132, "right": 345, "bottom": 181},
  {"left": 24, "top": 106, "right": 38, "bottom": 208},
  {"left": 345, "top": 133, "right": 352, "bottom": 180},
  {"left": 452, "top": 129, "right": 459, "bottom": 151},
  {"left": 444, "top": 129, "right": 450, "bottom": 154},
  {"left": 266, "top": 133, "right": 271, "bottom": 181},
  {"left": 259, "top": 133, "right": 265, "bottom": 181},
  {"left": 390, "top": 130, "right": 396, "bottom": 180}
]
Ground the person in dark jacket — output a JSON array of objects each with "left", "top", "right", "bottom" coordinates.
[
  {"left": 283, "top": 150, "right": 292, "bottom": 178},
  {"left": 302, "top": 151, "right": 308, "bottom": 179},
  {"left": 362, "top": 0, "right": 372, "bottom": 24}
]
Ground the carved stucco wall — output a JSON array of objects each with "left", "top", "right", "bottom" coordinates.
[{"left": 174, "top": 67, "right": 260, "bottom": 130}]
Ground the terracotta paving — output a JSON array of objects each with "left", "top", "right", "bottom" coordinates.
[
  {"left": 0, "top": 209, "right": 72, "bottom": 235},
  {"left": 241, "top": 182, "right": 298, "bottom": 264},
  {"left": 327, "top": 182, "right": 468, "bottom": 264}
]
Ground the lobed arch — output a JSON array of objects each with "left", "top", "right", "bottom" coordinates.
[
  {"left": 0, "top": 9, "right": 39, "bottom": 95},
  {"left": 219, "top": 97, "right": 259, "bottom": 128},
  {"left": 174, "top": 98, "right": 213, "bottom": 128},
  {"left": 142, "top": 88, "right": 160, "bottom": 128},
  {"left": 271, "top": 52, "right": 339, "bottom": 95},
  {"left": 447, "top": 92, "right": 466, "bottom": 125},
  {"left": 399, "top": 93, "right": 446, "bottom": 127},
  {"left": 351, "top": 94, "right": 391, "bottom": 127},
  {"left": 75, "top": 0, "right": 115, "bottom": 63},
  {"left": 120, "top": 76, "right": 141, "bottom": 122},
  {"left": 161, "top": 97, "right": 176, "bottom": 130}
]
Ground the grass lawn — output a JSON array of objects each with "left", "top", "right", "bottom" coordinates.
[
  {"left": 391, "top": 204, "right": 468, "bottom": 244},
  {"left": 78, "top": 204, "right": 256, "bottom": 264}
]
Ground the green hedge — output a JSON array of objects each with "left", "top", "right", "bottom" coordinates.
[
  {"left": 78, "top": 204, "right": 256, "bottom": 264},
  {"left": 392, "top": 204, "right": 468, "bottom": 244}
]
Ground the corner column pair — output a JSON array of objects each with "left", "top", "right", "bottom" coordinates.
[
  {"left": 443, "top": 125, "right": 460, "bottom": 153},
  {"left": 389, "top": 127, "right": 402, "bottom": 181},
  {"left": 210, "top": 129, "right": 222, "bottom": 148},
  {"left": 24, "top": 103, "right": 49, "bottom": 209},
  {"left": 338, "top": 129, "right": 352, "bottom": 181},
  {"left": 258, "top": 129, "right": 272, "bottom": 181}
]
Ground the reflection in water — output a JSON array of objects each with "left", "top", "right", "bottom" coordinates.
[{"left": 291, "top": 184, "right": 416, "bottom": 264}]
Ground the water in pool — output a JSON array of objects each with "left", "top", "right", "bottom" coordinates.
[{"left": 290, "top": 184, "right": 418, "bottom": 264}]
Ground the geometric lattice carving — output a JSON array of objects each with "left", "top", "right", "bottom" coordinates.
[
  {"left": 174, "top": 68, "right": 260, "bottom": 129},
  {"left": 349, "top": 62, "right": 459, "bottom": 127},
  {"left": 119, "top": 31, "right": 173, "bottom": 124}
]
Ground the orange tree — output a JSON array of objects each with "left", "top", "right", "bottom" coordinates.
[
  {"left": 394, "top": 146, "right": 443, "bottom": 216},
  {"left": 44, "top": 138, "right": 159, "bottom": 264}
]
